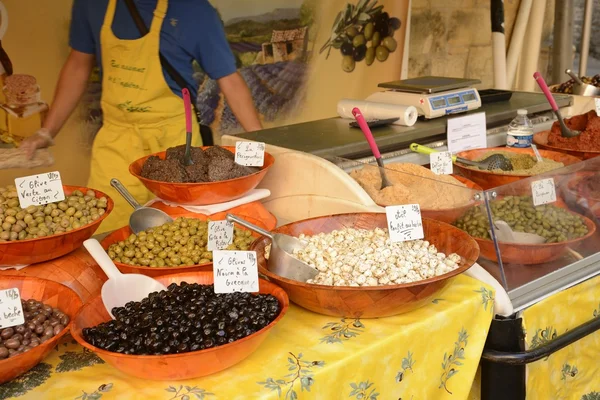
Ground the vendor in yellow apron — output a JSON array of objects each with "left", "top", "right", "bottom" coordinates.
[{"left": 88, "top": 0, "right": 202, "bottom": 233}]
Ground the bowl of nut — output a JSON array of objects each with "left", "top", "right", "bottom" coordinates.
[
  {"left": 251, "top": 213, "right": 479, "bottom": 318},
  {"left": 70, "top": 271, "right": 288, "bottom": 380},
  {"left": 0, "top": 185, "right": 113, "bottom": 266},
  {"left": 0, "top": 276, "right": 82, "bottom": 383},
  {"left": 100, "top": 214, "right": 264, "bottom": 277},
  {"left": 129, "top": 145, "right": 275, "bottom": 206}
]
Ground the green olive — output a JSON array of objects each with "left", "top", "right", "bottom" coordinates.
[
  {"left": 346, "top": 26, "right": 359, "bottom": 38},
  {"left": 364, "top": 22, "right": 374, "bottom": 40},
  {"left": 372, "top": 31, "right": 381, "bottom": 47},
  {"left": 383, "top": 36, "right": 397, "bottom": 52},
  {"left": 376, "top": 46, "right": 389, "bottom": 62},
  {"left": 342, "top": 55, "right": 356, "bottom": 72},
  {"left": 352, "top": 34, "right": 366, "bottom": 47}
]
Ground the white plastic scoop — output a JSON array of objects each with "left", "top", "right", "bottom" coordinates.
[
  {"left": 489, "top": 220, "right": 546, "bottom": 244},
  {"left": 83, "top": 239, "right": 167, "bottom": 319}
]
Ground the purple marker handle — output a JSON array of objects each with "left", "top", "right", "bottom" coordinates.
[
  {"left": 533, "top": 72, "right": 558, "bottom": 112},
  {"left": 182, "top": 88, "right": 192, "bottom": 133},
  {"left": 352, "top": 107, "right": 381, "bottom": 158}
]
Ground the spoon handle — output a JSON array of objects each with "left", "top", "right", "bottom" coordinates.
[
  {"left": 226, "top": 214, "right": 274, "bottom": 240},
  {"left": 565, "top": 69, "right": 585, "bottom": 86},
  {"left": 110, "top": 178, "right": 141, "bottom": 210},
  {"left": 83, "top": 239, "right": 123, "bottom": 280},
  {"left": 533, "top": 72, "right": 559, "bottom": 112},
  {"left": 352, "top": 108, "right": 381, "bottom": 159},
  {"left": 409, "top": 143, "right": 467, "bottom": 163},
  {"left": 182, "top": 88, "right": 192, "bottom": 134}
]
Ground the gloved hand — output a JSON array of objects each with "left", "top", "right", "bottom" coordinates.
[{"left": 19, "top": 128, "right": 54, "bottom": 159}]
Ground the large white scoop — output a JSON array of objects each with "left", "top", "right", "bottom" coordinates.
[{"left": 83, "top": 239, "right": 167, "bottom": 319}]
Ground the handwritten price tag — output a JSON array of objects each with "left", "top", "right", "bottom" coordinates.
[
  {"left": 0, "top": 288, "right": 24, "bottom": 329},
  {"left": 15, "top": 171, "right": 65, "bottom": 208},
  {"left": 531, "top": 144, "right": 543, "bottom": 162},
  {"left": 207, "top": 221, "right": 234, "bottom": 251},
  {"left": 595, "top": 98, "right": 600, "bottom": 117},
  {"left": 213, "top": 250, "right": 259, "bottom": 294},
  {"left": 385, "top": 204, "right": 424, "bottom": 242},
  {"left": 430, "top": 151, "right": 453, "bottom": 175},
  {"left": 235, "top": 141, "right": 265, "bottom": 167},
  {"left": 531, "top": 178, "right": 557, "bottom": 206}
]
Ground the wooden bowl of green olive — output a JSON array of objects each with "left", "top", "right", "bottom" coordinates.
[
  {"left": 453, "top": 195, "right": 596, "bottom": 265},
  {"left": 100, "top": 213, "right": 262, "bottom": 277}
]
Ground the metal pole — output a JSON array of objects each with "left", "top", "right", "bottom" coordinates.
[
  {"left": 579, "top": 0, "right": 593, "bottom": 77},
  {"left": 491, "top": 0, "right": 508, "bottom": 89},
  {"left": 552, "top": 0, "right": 574, "bottom": 84}
]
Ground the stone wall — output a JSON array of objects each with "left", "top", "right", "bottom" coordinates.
[{"left": 408, "top": 0, "right": 557, "bottom": 88}]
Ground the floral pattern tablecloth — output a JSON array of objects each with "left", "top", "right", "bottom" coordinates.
[{"left": 0, "top": 275, "right": 494, "bottom": 400}]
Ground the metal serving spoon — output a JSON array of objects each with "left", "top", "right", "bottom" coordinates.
[
  {"left": 565, "top": 69, "right": 600, "bottom": 97},
  {"left": 410, "top": 143, "right": 513, "bottom": 171},
  {"left": 534, "top": 72, "right": 581, "bottom": 138}
]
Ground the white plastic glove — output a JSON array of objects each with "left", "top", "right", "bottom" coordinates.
[{"left": 19, "top": 128, "right": 54, "bottom": 159}]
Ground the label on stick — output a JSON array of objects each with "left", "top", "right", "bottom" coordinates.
[
  {"left": 430, "top": 151, "right": 453, "bottom": 175},
  {"left": 235, "top": 141, "right": 265, "bottom": 167},
  {"left": 15, "top": 171, "right": 65, "bottom": 208},
  {"left": 531, "top": 178, "right": 557, "bottom": 206},
  {"left": 0, "top": 288, "right": 25, "bottom": 329},
  {"left": 207, "top": 220, "right": 234, "bottom": 251},
  {"left": 213, "top": 250, "right": 259, "bottom": 294},
  {"left": 385, "top": 204, "right": 424, "bottom": 242}
]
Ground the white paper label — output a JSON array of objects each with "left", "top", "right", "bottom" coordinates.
[
  {"left": 531, "top": 178, "right": 557, "bottom": 206},
  {"left": 207, "top": 220, "right": 234, "bottom": 251},
  {"left": 531, "top": 144, "right": 543, "bottom": 162},
  {"left": 15, "top": 171, "right": 65, "bottom": 208},
  {"left": 0, "top": 288, "right": 25, "bottom": 329},
  {"left": 447, "top": 112, "right": 487, "bottom": 154},
  {"left": 430, "top": 151, "right": 453, "bottom": 175},
  {"left": 385, "top": 204, "right": 424, "bottom": 242},
  {"left": 235, "top": 141, "right": 265, "bottom": 167},
  {"left": 595, "top": 98, "right": 600, "bottom": 117},
  {"left": 213, "top": 250, "right": 259, "bottom": 293}
]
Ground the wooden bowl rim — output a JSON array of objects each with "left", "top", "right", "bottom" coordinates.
[
  {"left": 99, "top": 215, "right": 263, "bottom": 272},
  {"left": 472, "top": 210, "right": 597, "bottom": 249},
  {"left": 252, "top": 213, "right": 478, "bottom": 291},
  {"left": 373, "top": 175, "right": 483, "bottom": 211},
  {"left": 0, "top": 185, "right": 114, "bottom": 247},
  {"left": 70, "top": 272, "right": 289, "bottom": 361},
  {"left": 0, "top": 276, "right": 83, "bottom": 367},
  {"left": 455, "top": 147, "right": 583, "bottom": 178},
  {"left": 128, "top": 146, "right": 275, "bottom": 187},
  {"left": 533, "top": 130, "right": 600, "bottom": 155}
]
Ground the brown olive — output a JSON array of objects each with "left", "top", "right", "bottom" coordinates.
[
  {"left": 1, "top": 328, "right": 13, "bottom": 339},
  {"left": 15, "top": 325, "right": 26, "bottom": 334},
  {"left": 43, "top": 326, "right": 54, "bottom": 337},
  {"left": 60, "top": 315, "right": 70, "bottom": 326},
  {"left": 0, "top": 347, "right": 8, "bottom": 359},
  {"left": 11, "top": 334, "right": 22, "bottom": 342},
  {"left": 8, "top": 350, "right": 21, "bottom": 358},
  {"left": 53, "top": 324, "right": 65, "bottom": 336},
  {"left": 5, "top": 338, "right": 20, "bottom": 349},
  {"left": 40, "top": 335, "right": 52, "bottom": 343},
  {"left": 35, "top": 325, "right": 44, "bottom": 335},
  {"left": 49, "top": 318, "right": 60, "bottom": 327}
]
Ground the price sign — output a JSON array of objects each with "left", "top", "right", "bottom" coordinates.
[
  {"left": 0, "top": 288, "right": 24, "bottom": 329},
  {"left": 213, "top": 250, "right": 259, "bottom": 294},
  {"left": 531, "top": 178, "right": 557, "bottom": 206},
  {"left": 207, "top": 220, "right": 234, "bottom": 251},
  {"left": 15, "top": 171, "right": 65, "bottom": 208},
  {"left": 531, "top": 144, "right": 543, "bottom": 163},
  {"left": 447, "top": 112, "right": 487, "bottom": 154},
  {"left": 595, "top": 98, "right": 600, "bottom": 117},
  {"left": 235, "top": 141, "right": 265, "bottom": 167},
  {"left": 430, "top": 151, "right": 453, "bottom": 175},
  {"left": 385, "top": 204, "right": 424, "bottom": 242}
]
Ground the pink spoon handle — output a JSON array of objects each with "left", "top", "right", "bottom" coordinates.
[
  {"left": 533, "top": 72, "right": 558, "bottom": 111},
  {"left": 352, "top": 107, "right": 381, "bottom": 158},
  {"left": 182, "top": 88, "right": 192, "bottom": 133}
]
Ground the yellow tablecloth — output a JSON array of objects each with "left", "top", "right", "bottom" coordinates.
[
  {"left": 523, "top": 274, "right": 600, "bottom": 400},
  {"left": 0, "top": 275, "right": 494, "bottom": 400}
]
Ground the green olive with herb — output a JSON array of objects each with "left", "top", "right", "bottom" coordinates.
[
  {"left": 375, "top": 45, "right": 389, "bottom": 62},
  {"left": 342, "top": 55, "right": 356, "bottom": 72}
]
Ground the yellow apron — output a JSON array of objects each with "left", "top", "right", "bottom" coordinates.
[{"left": 87, "top": 0, "right": 202, "bottom": 233}]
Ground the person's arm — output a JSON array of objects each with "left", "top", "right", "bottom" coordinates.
[{"left": 218, "top": 72, "right": 262, "bottom": 132}]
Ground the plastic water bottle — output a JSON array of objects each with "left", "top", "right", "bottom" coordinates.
[{"left": 506, "top": 109, "right": 534, "bottom": 148}]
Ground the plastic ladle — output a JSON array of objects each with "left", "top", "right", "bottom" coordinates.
[
  {"left": 182, "top": 88, "right": 194, "bottom": 167},
  {"left": 352, "top": 107, "right": 393, "bottom": 189},
  {"left": 83, "top": 239, "right": 167, "bottom": 319},
  {"left": 410, "top": 143, "right": 513, "bottom": 171},
  {"left": 225, "top": 214, "right": 318, "bottom": 283},
  {"left": 490, "top": 220, "right": 546, "bottom": 244},
  {"left": 534, "top": 72, "right": 581, "bottom": 138},
  {"left": 110, "top": 178, "right": 173, "bottom": 233}
]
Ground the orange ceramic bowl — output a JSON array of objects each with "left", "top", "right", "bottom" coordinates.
[
  {"left": 129, "top": 146, "right": 274, "bottom": 206},
  {"left": 0, "top": 186, "right": 114, "bottom": 266},
  {"left": 70, "top": 271, "right": 289, "bottom": 381},
  {"left": 100, "top": 212, "right": 268, "bottom": 277},
  {"left": 251, "top": 213, "right": 479, "bottom": 318},
  {"left": 473, "top": 211, "right": 596, "bottom": 265},
  {"left": 534, "top": 130, "right": 600, "bottom": 160},
  {"left": 454, "top": 147, "right": 582, "bottom": 190},
  {"left": 0, "top": 276, "right": 83, "bottom": 384}
]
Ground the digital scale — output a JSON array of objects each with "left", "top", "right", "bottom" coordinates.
[{"left": 366, "top": 76, "right": 483, "bottom": 119}]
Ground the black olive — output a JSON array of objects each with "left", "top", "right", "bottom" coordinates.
[
  {"left": 353, "top": 45, "right": 367, "bottom": 62},
  {"left": 389, "top": 17, "right": 401, "bottom": 30},
  {"left": 341, "top": 42, "right": 354, "bottom": 56}
]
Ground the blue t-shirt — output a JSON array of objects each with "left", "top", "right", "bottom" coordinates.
[{"left": 69, "top": 0, "right": 236, "bottom": 99}]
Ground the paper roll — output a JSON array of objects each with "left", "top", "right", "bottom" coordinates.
[{"left": 336, "top": 99, "right": 418, "bottom": 127}]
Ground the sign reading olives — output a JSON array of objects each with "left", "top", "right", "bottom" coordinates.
[
  {"left": 0, "top": 288, "right": 24, "bottom": 329},
  {"left": 14, "top": 171, "right": 65, "bottom": 208},
  {"left": 385, "top": 204, "right": 424, "bottom": 242},
  {"left": 207, "top": 220, "right": 234, "bottom": 251},
  {"left": 235, "top": 141, "right": 265, "bottom": 167},
  {"left": 213, "top": 250, "right": 259, "bottom": 294},
  {"left": 531, "top": 178, "right": 557, "bottom": 206}
]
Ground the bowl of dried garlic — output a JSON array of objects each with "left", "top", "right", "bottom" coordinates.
[{"left": 251, "top": 213, "right": 479, "bottom": 318}]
